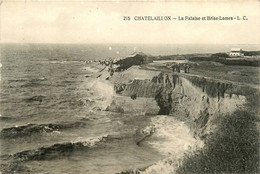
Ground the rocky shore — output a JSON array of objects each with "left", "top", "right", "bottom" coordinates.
[{"left": 93, "top": 52, "right": 260, "bottom": 173}]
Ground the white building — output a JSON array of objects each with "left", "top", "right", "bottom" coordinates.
[{"left": 229, "top": 48, "right": 244, "bottom": 57}]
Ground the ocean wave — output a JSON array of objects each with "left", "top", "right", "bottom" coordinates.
[
  {"left": 42, "top": 60, "right": 84, "bottom": 65},
  {"left": 147, "top": 116, "right": 197, "bottom": 156},
  {"left": 61, "top": 79, "right": 78, "bottom": 84},
  {"left": 20, "top": 82, "right": 53, "bottom": 88},
  {"left": 92, "top": 79, "right": 115, "bottom": 109},
  {"left": 29, "top": 78, "right": 47, "bottom": 82},
  {"left": 134, "top": 116, "right": 202, "bottom": 174},
  {"left": 84, "top": 66, "right": 99, "bottom": 73},
  {"left": 24, "top": 95, "right": 46, "bottom": 103},
  {"left": 48, "top": 60, "right": 66, "bottom": 64},
  {"left": 11, "top": 77, "right": 48, "bottom": 88},
  {"left": 117, "top": 116, "right": 202, "bottom": 174},
  {"left": 8, "top": 135, "right": 108, "bottom": 162},
  {"left": 0, "top": 161, "right": 32, "bottom": 174},
  {"left": 140, "top": 158, "right": 176, "bottom": 174},
  {"left": 7, "top": 78, "right": 46, "bottom": 83},
  {"left": 0, "top": 116, "right": 15, "bottom": 121},
  {"left": 7, "top": 79, "right": 28, "bottom": 83},
  {"left": 80, "top": 117, "right": 98, "bottom": 121},
  {"left": 0, "top": 121, "right": 87, "bottom": 138},
  {"left": 77, "top": 98, "right": 96, "bottom": 107},
  {"left": 20, "top": 82, "right": 43, "bottom": 88}
]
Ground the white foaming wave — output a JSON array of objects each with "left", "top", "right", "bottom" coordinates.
[
  {"left": 48, "top": 61, "right": 65, "bottom": 64},
  {"left": 38, "top": 77, "right": 46, "bottom": 80},
  {"left": 81, "top": 78, "right": 97, "bottom": 90},
  {"left": 141, "top": 159, "right": 175, "bottom": 174},
  {"left": 142, "top": 125, "right": 156, "bottom": 137},
  {"left": 91, "top": 78, "right": 115, "bottom": 110},
  {"left": 72, "top": 134, "right": 108, "bottom": 147},
  {"left": 148, "top": 115, "right": 198, "bottom": 157},
  {"left": 84, "top": 66, "right": 99, "bottom": 73},
  {"left": 52, "top": 131, "right": 62, "bottom": 134},
  {"left": 46, "top": 60, "right": 83, "bottom": 64},
  {"left": 141, "top": 116, "right": 203, "bottom": 174}
]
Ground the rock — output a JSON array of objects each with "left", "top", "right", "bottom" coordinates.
[
  {"left": 131, "top": 94, "right": 137, "bottom": 100},
  {"left": 135, "top": 126, "right": 155, "bottom": 146},
  {"left": 106, "top": 100, "right": 124, "bottom": 113},
  {"left": 92, "top": 106, "right": 102, "bottom": 111}
]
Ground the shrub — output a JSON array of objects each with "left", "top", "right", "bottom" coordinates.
[
  {"left": 211, "top": 53, "right": 229, "bottom": 58},
  {"left": 177, "top": 110, "right": 260, "bottom": 174}
]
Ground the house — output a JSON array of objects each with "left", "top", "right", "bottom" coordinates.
[{"left": 229, "top": 48, "right": 244, "bottom": 57}]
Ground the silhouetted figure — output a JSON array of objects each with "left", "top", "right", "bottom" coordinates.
[
  {"left": 131, "top": 94, "right": 137, "bottom": 100},
  {"left": 177, "top": 64, "right": 181, "bottom": 73},
  {"left": 187, "top": 64, "right": 190, "bottom": 73},
  {"left": 184, "top": 64, "right": 187, "bottom": 73},
  {"left": 110, "top": 68, "right": 114, "bottom": 76},
  {"left": 172, "top": 65, "right": 176, "bottom": 72}
]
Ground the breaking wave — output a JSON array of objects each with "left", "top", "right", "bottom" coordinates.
[
  {"left": 0, "top": 121, "right": 87, "bottom": 138},
  {"left": 84, "top": 66, "right": 100, "bottom": 73},
  {"left": 24, "top": 95, "right": 46, "bottom": 103},
  {"left": 0, "top": 116, "right": 15, "bottom": 121},
  {"left": 92, "top": 79, "right": 115, "bottom": 110},
  {"left": 139, "top": 116, "right": 202, "bottom": 174},
  {"left": 5, "top": 135, "right": 109, "bottom": 162}
]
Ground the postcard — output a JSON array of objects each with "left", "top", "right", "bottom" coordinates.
[{"left": 0, "top": 1, "right": 259, "bottom": 174}]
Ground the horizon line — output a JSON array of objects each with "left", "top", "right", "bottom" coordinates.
[{"left": 1, "top": 42, "right": 260, "bottom": 45}]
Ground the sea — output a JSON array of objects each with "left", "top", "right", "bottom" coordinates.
[{"left": 0, "top": 43, "right": 259, "bottom": 174}]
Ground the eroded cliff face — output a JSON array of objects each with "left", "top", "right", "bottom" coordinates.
[
  {"left": 165, "top": 75, "right": 246, "bottom": 139},
  {"left": 113, "top": 71, "right": 248, "bottom": 139}
]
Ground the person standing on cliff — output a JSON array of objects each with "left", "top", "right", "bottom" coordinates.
[
  {"left": 177, "top": 63, "right": 181, "bottom": 73},
  {"left": 184, "top": 64, "right": 187, "bottom": 73},
  {"left": 110, "top": 66, "right": 114, "bottom": 76},
  {"left": 172, "top": 64, "right": 176, "bottom": 72}
]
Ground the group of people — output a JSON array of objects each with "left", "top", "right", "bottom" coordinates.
[
  {"left": 97, "top": 59, "right": 116, "bottom": 76},
  {"left": 172, "top": 63, "right": 190, "bottom": 73},
  {"left": 99, "top": 59, "right": 112, "bottom": 66},
  {"left": 99, "top": 58, "right": 118, "bottom": 66},
  {"left": 184, "top": 64, "right": 190, "bottom": 73},
  {"left": 108, "top": 63, "right": 115, "bottom": 76},
  {"left": 172, "top": 64, "right": 181, "bottom": 73}
]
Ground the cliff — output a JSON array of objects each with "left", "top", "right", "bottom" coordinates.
[
  {"left": 101, "top": 61, "right": 259, "bottom": 173},
  {"left": 108, "top": 67, "right": 258, "bottom": 139}
]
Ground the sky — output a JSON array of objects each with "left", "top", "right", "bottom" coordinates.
[{"left": 0, "top": 1, "right": 259, "bottom": 44}]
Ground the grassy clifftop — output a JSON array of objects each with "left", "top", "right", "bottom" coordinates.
[{"left": 177, "top": 110, "right": 259, "bottom": 174}]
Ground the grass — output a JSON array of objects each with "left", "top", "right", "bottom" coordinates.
[
  {"left": 188, "top": 62, "right": 260, "bottom": 86},
  {"left": 188, "top": 56, "right": 260, "bottom": 67},
  {"left": 177, "top": 110, "right": 260, "bottom": 174}
]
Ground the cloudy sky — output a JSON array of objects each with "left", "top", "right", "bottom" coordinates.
[{"left": 1, "top": 1, "right": 259, "bottom": 44}]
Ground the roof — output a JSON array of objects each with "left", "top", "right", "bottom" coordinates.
[{"left": 230, "top": 48, "right": 242, "bottom": 52}]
